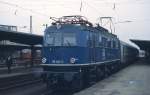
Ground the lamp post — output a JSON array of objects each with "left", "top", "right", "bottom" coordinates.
[{"left": 30, "top": 16, "right": 32, "bottom": 34}]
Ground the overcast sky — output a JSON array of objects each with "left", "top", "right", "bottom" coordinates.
[{"left": 0, "top": 0, "right": 150, "bottom": 45}]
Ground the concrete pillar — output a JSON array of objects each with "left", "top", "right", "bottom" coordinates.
[{"left": 31, "top": 45, "right": 36, "bottom": 67}]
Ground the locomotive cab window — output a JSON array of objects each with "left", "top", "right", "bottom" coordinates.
[
  {"left": 45, "top": 32, "right": 62, "bottom": 46},
  {"left": 55, "top": 33, "right": 62, "bottom": 46},
  {"left": 45, "top": 34, "right": 54, "bottom": 45},
  {"left": 63, "top": 33, "right": 76, "bottom": 46},
  {"left": 45, "top": 32, "right": 77, "bottom": 46}
]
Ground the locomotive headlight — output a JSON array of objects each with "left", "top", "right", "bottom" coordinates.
[
  {"left": 42, "top": 57, "right": 47, "bottom": 63},
  {"left": 70, "top": 58, "right": 76, "bottom": 64}
]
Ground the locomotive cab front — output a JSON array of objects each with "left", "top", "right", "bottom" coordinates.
[
  {"left": 41, "top": 20, "right": 91, "bottom": 89},
  {"left": 42, "top": 24, "right": 89, "bottom": 65}
]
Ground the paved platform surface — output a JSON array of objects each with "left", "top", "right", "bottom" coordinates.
[{"left": 74, "top": 61, "right": 150, "bottom": 95}]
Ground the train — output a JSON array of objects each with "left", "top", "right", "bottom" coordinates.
[{"left": 41, "top": 15, "right": 138, "bottom": 90}]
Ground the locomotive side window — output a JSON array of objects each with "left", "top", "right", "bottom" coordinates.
[
  {"left": 115, "top": 40, "right": 119, "bottom": 49},
  {"left": 98, "top": 34, "right": 102, "bottom": 46},
  {"left": 94, "top": 33, "right": 99, "bottom": 47},
  {"left": 107, "top": 38, "right": 111, "bottom": 48},
  {"left": 102, "top": 48, "right": 106, "bottom": 60},
  {"left": 105, "top": 38, "right": 109, "bottom": 48},
  {"left": 111, "top": 40, "right": 113, "bottom": 48},
  {"left": 102, "top": 37, "right": 107, "bottom": 47},
  {"left": 112, "top": 39, "right": 119, "bottom": 49},
  {"left": 63, "top": 33, "right": 76, "bottom": 46},
  {"left": 87, "top": 32, "right": 93, "bottom": 47},
  {"left": 99, "top": 35, "right": 102, "bottom": 43}
]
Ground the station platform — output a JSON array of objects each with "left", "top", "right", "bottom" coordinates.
[
  {"left": 0, "top": 66, "right": 29, "bottom": 74},
  {"left": 74, "top": 60, "right": 150, "bottom": 95}
]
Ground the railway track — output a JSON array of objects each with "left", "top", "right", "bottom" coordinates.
[
  {"left": 0, "top": 72, "right": 108, "bottom": 95},
  {"left": 0, "top": 79, "right": 42, "bottom": 91},
  {"left": 0, "top": 73, "right": 42, "bottom": 91}
]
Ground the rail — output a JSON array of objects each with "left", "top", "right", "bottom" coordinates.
[{"left": 0, "top": 73, "right": 42, "bottom": 91}]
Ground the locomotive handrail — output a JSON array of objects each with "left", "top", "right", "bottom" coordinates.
[{"left": 41, "top": 59, "right": 120, "bottom": 67}]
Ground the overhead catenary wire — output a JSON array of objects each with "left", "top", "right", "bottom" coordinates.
[
  {"left": 82, "top": 0, "right": 105, "bottom": 16},
  {"left": 0, "top": 0, "right": 50, "bottom": 17},
  {"left": 87, "top": 0, "right": 150, "bottom": 5},
  {"left": 0, "top": 0, "right": 150, "bottom": 24}
]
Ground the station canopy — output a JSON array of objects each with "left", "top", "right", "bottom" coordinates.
[
  {"left": 0, "top": 29, "right": 43, "bottom": 45},
  {"left": 130, "top": 39, "right": 150, "bottom": 51}
]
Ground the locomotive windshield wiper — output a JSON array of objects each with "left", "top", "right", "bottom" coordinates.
[{"left": 66, "top": 40, "right": 71, "bottom": 46}]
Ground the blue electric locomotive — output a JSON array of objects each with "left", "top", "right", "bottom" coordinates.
[{"left": 41, "top": 15, "right": 137, "bottom": 90}]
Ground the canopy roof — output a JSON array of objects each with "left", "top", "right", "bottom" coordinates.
[
  {"left": 130, "top": 39, "right": 150, "bottom": 52},
  {"left": 0, "top": 29, "right": 43, "bottom": 45}
]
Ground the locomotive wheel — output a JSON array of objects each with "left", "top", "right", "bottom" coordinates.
[
  {"left": 114, "top": 63, "right": 120, "bottom": 73},
  {"left": 111, "top": 65, "right": 115, "bottom": 74},
  {"left": 46, "top": 80, "right": 53, "bottom": 89},
  {"left": 71, "top": 79, "right": 83, "bottom": 91},
  {"left": 104, "top": 66, "right": 111, "bottom": 78},
  {"left": 46, "top": 78, "right": 57, "bottom": 90},
  {"left": 71, "top": 73, "right": 83, "bottom": 92},
  {"left": 96, "top": 68, "right": 104, "bottom": 81}
]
